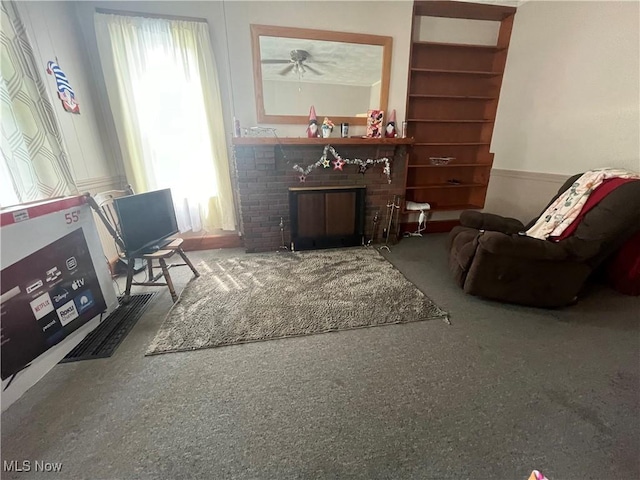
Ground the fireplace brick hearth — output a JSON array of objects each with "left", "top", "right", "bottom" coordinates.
[{"left": 232, "top": 139, "right": 411, "bottom": 252}]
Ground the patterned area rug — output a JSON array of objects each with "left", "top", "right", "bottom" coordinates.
[{"left": 146, "top": 248, "right": 448, "bottom": 355}]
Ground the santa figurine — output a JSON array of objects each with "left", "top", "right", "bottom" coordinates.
[
  {"left": 385, "top": 109, "right": 397, "bottom": 138},
  {"left": 307, "top": 105, "right": 320, "bottom": 138}
]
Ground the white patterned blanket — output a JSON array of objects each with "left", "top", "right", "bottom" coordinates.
[{"left": 526, "top": 168, "right": 640, "bottom": 240}]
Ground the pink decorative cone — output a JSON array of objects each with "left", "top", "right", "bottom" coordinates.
[{"left": 307, "top": 105, "right": 319, "bottom": 138}]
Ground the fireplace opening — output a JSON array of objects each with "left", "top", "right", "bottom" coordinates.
[{"left": 289, "top": 186, "right": 365, "bottom": 251}]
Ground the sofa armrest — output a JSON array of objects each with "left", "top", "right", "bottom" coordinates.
[
  {"left": 460, "top": 211, "right": 525, "bottom": 234},
  {"left": 478, "top": 231, "right": 570, "bottom": 261}
]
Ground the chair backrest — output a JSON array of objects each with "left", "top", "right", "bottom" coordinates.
[
  {"left": 85, "top": 185, "right": 134, "bottom": 258},
  {"left": 524, "top": 173, "right": 582, "bottom": 230},
  {"left": 524, "top": 173, "right": 640, "bottom": 267}
]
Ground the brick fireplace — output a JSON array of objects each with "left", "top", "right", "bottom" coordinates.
[{"left": 232, "top": 138, "right": 412, "bottom": 252}]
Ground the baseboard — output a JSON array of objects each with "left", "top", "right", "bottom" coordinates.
[
  {"left": 400, "top": 220, "right": 460, "bottom": 234},
  {"left": 180, "top": 234, "right": 243, "bottom": 251}
]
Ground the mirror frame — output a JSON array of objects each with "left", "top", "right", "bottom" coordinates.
[{"left": 250, "top": 24, "right": 392, "bottom": 125}]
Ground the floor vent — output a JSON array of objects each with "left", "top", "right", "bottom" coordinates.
[{"left": 61, "top": 293, "right": 156, "bottom": 362}]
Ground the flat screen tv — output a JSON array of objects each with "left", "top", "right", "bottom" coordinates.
[{"left": 114, "top": 188, "right": 179, "bottom": 256}]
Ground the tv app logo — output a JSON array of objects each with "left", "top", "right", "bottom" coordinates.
[
  {"left": 45, "top": 266, "right": 61, "bottom": 283},
  {"left": 26, "top": 279, "right": 43, "bottom": 294},
  {"left": 56, "top": 300, "right": 79, "bottom": 326},
  {"left": 74, "top": 290, "right": 95, "bottom": 314},
  {"left": 36, "top": 311, "right": 62, "bottom": 337},
  {"left": 51, "top": 285, "right": 72, "bottom": 308},
  {"left": 29, "top": 293, "right": 54, "bottom": 320},
  {"left": 71, "top": 278, "right": 85, "bottom": 291},
  {"left": 66, "top": 257, "right": 77, "bottom": 270}
]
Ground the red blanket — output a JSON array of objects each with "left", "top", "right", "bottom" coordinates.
[{"left": 606, "top": 231, "right": 640, "bottom": 296}]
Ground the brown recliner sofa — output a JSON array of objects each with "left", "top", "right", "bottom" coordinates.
[{"left": 447, "top": 174, "right": 640, "bottom": 307}]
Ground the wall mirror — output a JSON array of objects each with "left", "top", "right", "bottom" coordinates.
[{"left": 251, "top": 24, "right": 392, "bottom": 125}]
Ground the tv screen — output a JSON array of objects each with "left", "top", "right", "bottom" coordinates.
[
  {"left": 114, "top": 188, "right": 179, "bottom": 255},
  {"left": 1, "top": 228, "right": 107, "bottom": 380}
]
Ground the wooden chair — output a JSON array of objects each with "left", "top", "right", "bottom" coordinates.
[{"left": 85, "top": 187, "right": 199, "bottom": 303}]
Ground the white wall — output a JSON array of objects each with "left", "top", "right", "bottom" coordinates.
[
  {"left": 17, "top": 1, "right": 125, "bottom": 260},
  {"left": 69, "top": 0, "right": 639, "bottom": 225},
  {"left": 74, "top": 0, "right": 412, "bottom": 156},
  {"left": 491, "top": 0, "right": 640, "bottom": 175},
  {"left": 414, "top": 16, "right": 500, "bottom": 45},
  {"left": 223, "top": 1, "right": 413, "bottom": 137},
  {"left": 17, "top": 1, "right": 123, "bottom": 184},
  {"left": 263, "top": 80, "right": 372, "bottom": 117}
]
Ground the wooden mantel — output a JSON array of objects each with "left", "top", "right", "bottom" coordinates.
[{"left": 231, "top": 137, "right": 415, "bottom": 146}]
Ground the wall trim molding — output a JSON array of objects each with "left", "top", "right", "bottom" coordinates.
[
  {"left": 490, "top": 169, "right": 568, "bottom": 184},
  {"left": 75, "top": 175, "right": 125, "bottom": 192}
]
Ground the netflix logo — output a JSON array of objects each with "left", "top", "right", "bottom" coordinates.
[{"left": 29, "top": 293, "right": 54, "bottom": 320}]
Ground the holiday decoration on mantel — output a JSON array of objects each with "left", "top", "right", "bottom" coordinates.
[
  {"left": 306, "top": 106, "right": 320, "bottom": 138},
  {"left": 321, "top": 117, "right": 334, "bottom": 138},
  {"left": 293, "top": 145, "right": 392, "bottom": 183},
  {"left": 46, "top": 60, "right": 80, "bottom": 114},
  {"left": 385, "top": 109, "right": 397, "bottom": 138},
  {"left": 332, "top": 155, "right": 345, "bottom": 170},
  {"left": 366, "top": 109, "right": 384, "bottom": 138}
]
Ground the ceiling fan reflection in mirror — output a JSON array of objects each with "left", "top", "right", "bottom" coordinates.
[{"left": 261, "top": 49, "right": 325, "bottom": 79}]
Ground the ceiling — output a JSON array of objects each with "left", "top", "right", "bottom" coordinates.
[{"left": 259, "top": 36, "right": 384, "bottom": 87}]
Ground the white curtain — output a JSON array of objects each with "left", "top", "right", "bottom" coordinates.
[{"left": 94, "top": 13, "right": 236, "bottom": 232}]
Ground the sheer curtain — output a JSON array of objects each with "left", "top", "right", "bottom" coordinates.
[{"left": 94, "top": 13, "right": 236, "bottom": 232}]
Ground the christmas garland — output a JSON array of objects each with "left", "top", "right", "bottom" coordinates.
[{"left": 292, "top": 145, "right": 392, "bottom": 183}]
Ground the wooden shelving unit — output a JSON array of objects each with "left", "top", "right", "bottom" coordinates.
[{"left": 403, "top": 0, "right": 516, "bottom": 212}]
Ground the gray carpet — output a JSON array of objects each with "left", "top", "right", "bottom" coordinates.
[
  {"left": 1, "top": 236, "right": 638, "bottom": 480},
  {"left": 147, "top": 248, "right": 448, "bottom": 355}
]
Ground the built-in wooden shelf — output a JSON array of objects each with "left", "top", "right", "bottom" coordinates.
[
  {"left": 232, "top": 137, "right": 414, "bottom": 146},
  {"left": 402, "top": 203, "right": 483, "bottom": 214},
  {"left": 407, "top": 119, "right": 493, "bottom": 123},
  {"left": 409, "top": 94, "right": 496, "bottom": 100},
  {"left": 412, "top": 41, "right": 505, "bottom": 51},
  {"left": 414, "top": 0, "right": 516, "bottom": 21},
  {"left": 403, "top": 0, "right": 516, "bottom": 228},
  {"left": 408, "top": 163, "right": 492, "bottom": 168},
  {"left": 410, "top": 68, "right": 503, "bottom": 77},
  {"left": 406, "top": 182, "right": 486, "bottom": 189}
]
